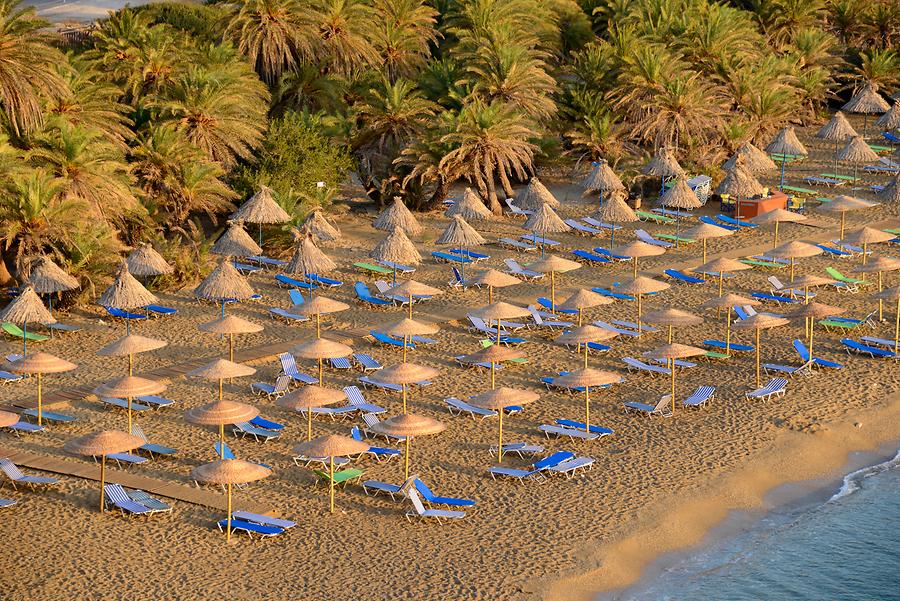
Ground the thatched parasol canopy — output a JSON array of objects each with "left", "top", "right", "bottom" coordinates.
[
  {"left": 875, "top": 102, "right": 900, "bottom": 130},
  {"left": 700, "top": 293, "right": 760, "bottom": 310},
  {"left": 436, "top": 215, "right": 486, "bottom": 246},
  {"left": 732, "top": 313, "right": 790, "bottom": 331},
  {"left": 126, "top": 243, "right": 173, "bottom": 277},
  {"left": 373, "top": 197, "right": 422, "bottom": 235},
  {"left": 559, "top": 289, "right": 612, "bottom": 311},
  {"left": 460, "top": 344, "right": 524, "bottom": 365},
  {"left": 445, "top": 188, "right": 493, "bottom": 221},
  {"left": 527, "top": 255, "right": 581, "bottom": 274},
  {"left": 842, "top": 82, "right": 890, "bottom": 114},
  {"left": 99, "top": 263, "right": 158, "bottom": 310},
  {"left": 27, "top": 257, "right": 79, "bottom": 294},
  {"left": 843, "top": 227, "right": 896, "bottom": 246},
  {"left": 853, "top": 256, "right": 900, "bottom": 274},
  {"left": 381, "top": 318, "right": 439, "bottom": 339},
  {"left": 469, "top": 387, "right": 539, "bottom": 410},
  {"left": 199, "top": 314, "right": 263, "bottom": 336},
  {"left": 370, "top": 362, "right": 439, "bottom": 384},
  {"left": 192, "top": 459, "right": 271, "bottom": 485},
  {"left": 581, "top": 160, "right": 625, "bottom": 196},
  {"left": 386, "top": 280, "right": 443, "bottom": 302},
  {"left": 469, "top": 269, "right": 521, "bottom": 289},
  {"left": 593, "top": 194, "right": 638, "bottom": 223},
  {"left": 194, "top": 258, "right": 255, "bottom": 302},
  {"left": 65, "top": 430, "right": 143, "bottom": 457},
  {"left": 369, "top": 226, "right": 422, "bottom": 265},
  {"left": 787, "top": 301, "right": 846, "bottom": 320},
  {"left": 751, "top": 208, "right": 807, "bottom": 226},
  {"left": 231, "top": 185, "right": 291, "bottom": 224},
  {"left": 642, "top": 147, "right": 684, "bottom": 178},
  {"left": 299, "top": 210, "right": 341, "bottom": 243},
  {"left": 472, "top": 301, "right": 531, "bottom": 321},
  {"left": 723, "top": 142, "right": 776, "bottom": 173},
  {"left": 185, "top": 400, "right": 259, "bottom": 426},
  {"left": 0, "top": 287, "right": 55, "bottom": 325},
  {"left": 768, "top": 241, "right": 823, "bottom": 259},
  {"left": 683, "top": 222, "right": 733, "bottom": 241},
  {"left": 292, "top": 338, "right": 353, "bottom": 359},
  {"left": 189, "top": 359, "right": 257, "bottom": 380},
  {"left": 523, "top": 203, "right": 570, "bottom": 234},
  {"left": 285, "top": 234, "right": 336, "bottom": 275},
  {"left": 517, "top": 177, "right": 560, "bottom": 211},
  {"left": 643, "top": 343, "right": 707, "bottom": 361},
  {"left": 658, "top": 178, "right": 701, "bottom": 209},
  {"left": 277, "top": 385, "right": 346, "bottom": 410},
  {"left": 0, "top": 410, "right": 19, "bottom": 428},
  {"left": 94, "top": 375, "right": 165, "bottom": 399},
  {"left": 716, "top": 163, "right": 765, "bottom": 198},
  {"left": 695, "top": 257, "right": 753, "bottom": 274},
  {"left": 877, "top": 174, "right": 900, "bottom": 204},
  {"left": 790, "top": 274, "right": 836, "bottom": 289},
  {"left": 7, "top": 351, "right": 76, "bottom": 374},
  {"left": 616, "top": 240, "right": 666, "bottom": 258},
  {"left": 555, "top": 325, "right": 618, "bottom": 345},
  {"left": 294, "top": 434, "right": 369, "bottom": 458},
  {"left": 874, "top": 285, "right": 900, "bottom": 301},
  {"left": 765, "top": 127, "right": 808, "bottom": 156},
  {"left": 97, "top": 335, "right": 167, "bottom": 357},
  {"left": 369, "top": 413, "right": 446, "bottom": 438},
  {"left": 816, "top": 111, "right": 857, "bottom": 141},
  {"left": 642, "top": 308, "right": 703, "bottom": 328},
  {"left": 836, "top": 135, "right": 879, "bottom": 163},
  {"left": 616, "top": 276, "right": 670, "bottom": 295},
  {"left": 211, "top": 221, "right": 262, "bottom": 258},
  {"left": 821, "top": 195, "right": 875, "bottom": 213},
  {"left": 294, "top": 295, "right": 350, "bottom": 316}
]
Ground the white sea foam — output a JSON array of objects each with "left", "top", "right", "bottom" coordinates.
[{"left": 829, "top": 449, "right": 900, "bottom": 502}]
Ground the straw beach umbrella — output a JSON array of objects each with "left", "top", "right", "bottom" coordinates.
[
  {"left": 844, "top": 227, "right": 896, "bottom": 264},
  {"left": 0, "top": 286, "right": 55, "bottom": 355},
  {"left": 299, "top": 209, "right": 341, "bottom": 243},
  {"left": 581, "top": 159, "right": 625, "bottom": 210},
  {"left": 616, "top": 277, "right": 670, "bottom": 332},
  {"left": 722, "top": 141, "right": 776, "bottom": 173},
  {"left": 469, "top": 388, "right": 537, "bottom": 461},
  {"left": 65, "top": 430, "right": 144, "bottom": 513},
  {"left": 818, "top": 195, "right": 875, "bottom": 244},
  {"left": 211, "top": 221, "right": 262, "bottom": 258},
  {"left": 0, "top": 411, "right": 18, "bottom": 429},
  {"left": 7, "top": 352, "right": 76, "bottom": 426},
  {"left": 768, "top": 241, "right": 823, "bottom": 281},
  {"left": 369, "top": 414, "right": 445, "bottom": 479},
  {"left": 369, "top": 226, "right": 422, "bottom": 284},
  {"left": 293, "top": 435, "right": 367, "bottom": 513},
  {"left": 445, "top": 188, "right": 493, "bottom": 221},
  {"left": 682, "top": 221, "right": 733, "bottom": 263},
  {"left": 732, "top": 314, "right": 790, "bottom": 388},
  {"left": 657, "top": 177, "right": 701, "bottom": 244},
  {"left": 126, "top": 243, "right": 173, "bottom": 280},
  {"left": 765, "top": 127, "right": 808, "bottom": 191},
  {"left": 751, "top": 208, "right": 807, "bottom": 248},
  {"left": 189, "top": 359, "right": 256, "bottom": 401},
  {"left": 873, "top": 286, "right": 900, "bottom": 354},
  {"left": 293, "top": 296, "right": 350, "bottom": 338},
  {"left": 198, "top": 315, "right": 263, "bottom": 362},
  {"left": 854, "top": 256, "right": 900, "bottom": 321},
  {"left": 516, "top": 177, "right": 560, "bottom": 212},
  {"left": 381, "top": 318, "right": 439, "bottom": 362},
  {"left": 695, "top": 257, "right": 753, "bottom": 297},
  {"left": 285, "top": 233, "right": 337, "bottom": 277},
  {"left": 555, "top": 325, "right": 618, "bottom": 370},
  {"left": 643, "top": 308, "right": 703, "bottom": 343},
  {"left": 97, "top": 334, "right": 166, "bottom": 376},
  {"left": 373, "top": 197, "right": 422, "bottom": 236},
  {"left": 468, "top": 268, "right": 521, "bottom": 303},
  {"left": 27, "top": 256, "right": 79, "bottom": 312},
  {"left": 643, "top": 343, "right": 706, "bottom": 414},
  {"left": 472, "top": 302, "right": 531, "bottom": 344},
  {"left": 293, "top": 338, "right": 353, "bottom": 386},
  {"left": 816, "top": 112, "right": 857, "bottom": 172},
  {"left": 231, "top": 185, "right": 292, "bottom": 247},
  {"left": 436, "top": 215, "right": 486, "bottom": 279},
  {"left": 99, "top": 263, "right": 159, "bottom": 326},
  {"left": 716, "top": 162, "right": 765, "bottom": 219},
  {"left": 592, "top": 193, "right": 637, "bottom": 248},
  {"left": 194, "top": 258, "right": 255, "bottom": 317},
  {"left": 527, "top": 255, "right": 580, "bottom": 311},
  {"left": 185, "top": 399, "right": 258, "bottom": 458},
  {"left": 386, "top": 280, "right": 442, "bottom": 319},
  {"left": 616, "top": 240, "right": 665, "bottom": 278},
  {"left": 836, "top": 135, "right": 879, "bottom": 180},
  {"left": 642, "top": 147, "right": 684, "bottom": 197},
  {"left": 94, "top": 375, "right": 166, "bottom": 433},
  {"left": 460, "top": 344, "right": 524, "bottom": 389},
  {"left": 875, "top": 102, "right": 900, "bottom": 132},
  {"left": 278, "top": 385, "right": 347, "bottom": 441},
  {"left": 699, "top": 293, "right": 760, "bottom": 355},
  {"left": 786, "top": 302, "right": 845, "bottom": 359},
  {"left": 559, "top": 289, "right": 612, "bottom": 326},
  {"left": 369, "top": 362, "right": 439, "bottom": 413},
  {"left": 293, "top": 295, "right": 350, "bottom": 338},
  {"left": 192, "top": 459, "right": 271, "bottom": 541},
  {"left": 790, "top": 274, "right": 837, "bottom": 302},
  {"left": 842, "top": 82, "right": 890, "bottom": 138},
  {"left": 524, "top": 204, "right": 570, "bottom": 257}
]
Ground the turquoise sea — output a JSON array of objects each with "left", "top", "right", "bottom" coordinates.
[{"left": 602, "top": 450, "right": 900, "bottom": 601}]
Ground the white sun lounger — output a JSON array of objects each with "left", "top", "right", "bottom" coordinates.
[
  {"left": 622, "top": 357, "right": 671, "bottom": 375},
  {"left": 498, "top": 237, "right": 538, "bottom": 251},
  {"left": 445, "top": 397, "right": 497, "bottom": 420},
  {"left": 344, "top": 385, "right": 386, "bottom": 414},
  {"left": 547, "top": 457, "right": 595, "bottom": 478},
  {"left": 404, "top": 488, "right": 466, "bottom": 523},
  {"left": 623, "top": 395, "right": 673, "bottom": 417},
  {"left": 504, "top": 258, "right": 544, "bottom": 280},
  {"left": 538, "top": 424, "right": 599, "bottom": 441},
  {"left": 0, "top": 458, "right": 58, "bottom": 489}
]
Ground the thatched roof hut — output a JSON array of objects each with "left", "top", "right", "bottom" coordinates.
[
  {"left": 842, "top": 82, "right": 890, "bottom": 114},
  {"left": 194, "top": 258, "right": 255, "bottom": 302},
  {"left": 524, "top": 203, "right": 570, "bottom": 234},
  {"left": 765, "top": 127, "right": 808, "bottom": 156},
  {"left": 231, "top": 185, "right": 291, "bottom": 224},
  {"left": 126, "top": 243, "right": 173, "bottom": 277},
  {"left": 580, "top": 160, "right": 625, "bottom": 196},
  {"left": 211, "top": 221, "right": 262, "bottom": 258},
  {"left": 436, "top": 216, "right": 486, "bottom": 246},
  {"left": 516, "top": 178, "right": 560, "bottom": 211},
  {"left": 99, "top": 262, "right": 158, "bottom": 309},
  {"left": 285, "top": 234, "right": 337, "bottom": 275},
  {"left": 299, "top": 210, "right": 341, "bottom": 243},
  {"left": 445, "top": 188, "right": 493, "bottom": 221},
  {"left": 722, "top": 142, "right": 776, "bottom": 173},
  {"left": 373, "top": 197, "right": 422, "bottom": 236},
  {"left": 27, "top": 257, "right": 79, "bottom": 294},
  {"left": 369, "top": 226, "right": 422, "bottom": 265},
  {"left": 642, "top": 147, "right": 684, "bottom": 178}
]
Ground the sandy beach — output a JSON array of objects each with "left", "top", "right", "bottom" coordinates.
[{"left": 0, "top": 121, "right": 898, "bottom": 601}]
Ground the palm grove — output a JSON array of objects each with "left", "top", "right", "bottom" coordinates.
[{"left": 0, "top": 0, "right": 897, "bottom": 293}]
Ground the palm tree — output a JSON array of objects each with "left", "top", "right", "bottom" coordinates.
[
  {"left": 854, "top": 48, "right": 900, "bottom": 90},
  {"left": 566, "top": 106, "right": 629, "bottom": 164},
  {"left": 222, "top": 0, "right": 317, "bottom": 84},
  {"left": 314, "top": 0, "right": 379, "bottom": 76},
  {"left": 372, "top": 0, "right": 439, "bottom": 82},
  {"left": 826, "top": 0, "right": 866, "bottom": 44},
  {"left": 271, "top": 65, "right": 347, "bottom": 115},
  {"left": 355, "top": 78, "right": 437, "bottom": 154},
  {"left": 0, "top": 0, "right": 68, "bottom": 136},
  {"left": 757, "top": 0, "right": 826, "bottom": 47},
  {"left": 395, "top": 119, "right": 460, "bottom": 209},
  {"left": 438, "top": 99, "right": 537, "bottom": 214}
]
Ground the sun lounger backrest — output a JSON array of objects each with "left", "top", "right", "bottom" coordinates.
[
  {"left": 406, "top": 488, "right": 428, "bottom": 515},
  {"left": 130, "top": 424, "right": 149, "bottom": 443},
  {"left": 0, "top": 458, "right": 24, "bottom": 480},
  {"left": 413, "top": 478, "right": 435, "bottom": 501},
  {"left": 534, "top": 451, "right": 574, "bottom": 470},
  {"left": 362, "top": 413, "right": 380, "bottom": 429},
  {"left": 105, "top": 483, "right": 132, "bottom": 505},
  {"left": 792, "top": 339, "right": 810, "bottom": 360},
  {"left": 653, "top": 395, "right": 671, "bottom": 412}
]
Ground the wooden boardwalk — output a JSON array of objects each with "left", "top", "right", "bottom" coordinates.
[{"left": 0, "top": 445, "right": 273, "bottom": 514}]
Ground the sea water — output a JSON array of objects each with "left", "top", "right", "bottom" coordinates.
[{"left": 603, "top": 450, "right": 900, "bottom": 601}]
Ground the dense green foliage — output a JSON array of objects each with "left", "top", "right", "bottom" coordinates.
[{"left": 0, "top": 0, "right": 896, "bottom": 287}]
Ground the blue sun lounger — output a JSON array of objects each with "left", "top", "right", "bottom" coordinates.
[
  {"left": 623, "top": 395, "right": 672, "bottom": 417},
  {"left": 22, "top": 409, "right": 75, "bottom": 423},
  {"left": 704, "top": 339, "right": 754, "bottom": 352},
  {"left": 592, "top": 247, "right": 631, "bottom": 261},
  {"left": 0, "top": 458, "right": 58, "bottom": 489},
  {"left": 699, "top": 215, "right": 738, "bottom": 231},
  {"left": 269, "top": 307, "right": 307, "bottom": 322},
  {"left": 622, "top": 357, "right": 670, "bottom": 375},
  {"left": 840, "top": 338, "right": 897, "bottom": 358},
  {"left": 247, "top": 255, "right": 287, "bottom": 269},
  {"left": 554, "top": 419, "right": 614, "bottom": 436},
  {"left": 816, "top": 244, "right": 852, "bottom": 258},
  {"left": 371, "top": 331, "right": 415, "bottom": 348},
  {"left": 355, "top": 282, "right": 392, "bottom": 307},
  {"left": 217, "top": 519, "right": 284, "bottom": 538},
  {"left": 378, "top": 260, "right": 416, "bottom": 273},
  {"left": 591, "top": 288, "right": 635, "bottom": 301},
  {"left": 344, "top": 386, "right": 386, "bottom": 414},
  {"left": 449, "top": 249, "right": 489, "bottom": 261},
  {"left": 488, "top": 451, "right": 574, "bottom": 482},
  {"left": 233, "top": 262, "right": 263, "bottom": 274},
  {"left": 682, "top": 386, "right": 716, "bottom": 408},
  {"left": 131, "top": 424, "right": 177, "bottom": 457},
  {"left": 353, "top": 354, "right": 382, "bottom": 372},
  {"left": 305, "top": 274, "right": 343, "bottom": 287},
  {"left": 104, "top": 484, "right": 154, "bottom": 515},
  {"left": 103, "top": 306, "right": 147, "bottom": 321},
  {"left": 101, "top": 397, "right": 151, "bottom": 412},
  {"left": 751, "top": 292, "right": 798, "bottom": 304},
  {"left": 351, "top": 427, "right": 400, "bottom": 461},
  {"left": 665, "top": 269, "right": 705, "bottom": 284},
  {"left": 2, "top": 421, "right": 44, "bottom": 435},
  {"left": 274, "top": 274, "right": 318, "bottom": 290},
  {"left": 0, "top": 370, "right": 24, "bottom": 384},
  {"left": 145, "top": 304, "right": 177, "bottom": 316},
  {"left": 636, "top": 229, "right": 674, "bottom": 247},
  {"left": 445, "top": 397, "right": 498, "bottom": 419},
  {"left": 522, "top": 233, "right": 561, "bottom": 246},
  {"left": 414, "top": 479, "right": 476, "bottom": 508},
  {"left": 793, "top": 339, "right": 843, "bottom": 369},
  {"left": 137, "top": 395, "right": 175, "bottom": 409},
  {"left": 362, "top": 480, "right": 404, "bottom": 499},
  {"left": 745, "top": 377, "right": 788, "bottom": 400},
  {"left": 328, "top": 357, "right": 352, "bottom": 370},
  {"left": 571, "top": 249, "right": 611, "bottom": 264},
  {"left": 232, "top": 511, "right": 295, "bottom": 529},
  {"left": 565, "top": 219, "right": 603, "bottom": 236},
  {"left": 540, "top": 424, "right": 600, "bottom": 440},
  {"left": 717, "top": 214, "right": 757, "bottom": 229},
  {"left": 250, "top": 416, "right": 284, "bottom": 431},
  {"left": 405, "top": 488, "right": 467, "bottom": 522},
  {"left": 537, "top": 297, "right": 578, "bottom": 315},
  {"left": 432, "top": 251, "right": 472, "bottom": 264},
  {"left": 278, "top": 353, "right": 319, "bottom": 385},
  {"left": 595, "top": 321, "right": 641, "bottom": 337}
]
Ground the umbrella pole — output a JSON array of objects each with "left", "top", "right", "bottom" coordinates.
[
  {"left": 227, "top": 483, "right": 233, "bottom": 542},
  {"left": 668, "top": 325, "right": 673, "bottom": 343},
  {"left": 221, "top": 301, "right": 225, "bottom": 319},
  {"left": 790, "top": 258, "right": 795, "bottom": 283},
  {"left": 637, "top": 294, "right": 643, "bottom": 334},
  {"left": 809, "top": 320, "right": 815, "bottom": 359},
  {"left": 23, "top": 322, "right": 27, "bottom": 357},
  {"left": 258, "top": 223, "right": 263, "bottom": 249},
  {"left": 488, "top": 286, "right": 494, "bottom": 304},
  {"left": 218, "top": 378, "right": 223, "bottom": 401},
  {"left": 404, "top": 437, "right": 410, "bottom": 479},
  {"left": 490, "top": 363, "right": 496, "bottom": 389},
  {"left": 633, "top": 258, "right": 638, "bottom": 279},
  {"left": 577, "top": 308, "right": 583, "bottom": 327},
  {"left": 550, "top": 272, "right": 556, "bottom": 312},
  {"left": 725, "top": 309, "right": 732, "bottom": 356},
  {"left": 755, "top": 328, "right": 761, "bottom": 388},
  {"left": 219, "top": 424, "right": 225, "bottom": 458},
  {"left": 670, "top": 358, "right": 676, "bottom": 415},
  {"left": 125, "top": 319, "right": 130, "bottom": 338},
  {"left": 585, "top": 388, "right": 591, "bottom": 432},
  {"left": 840, "top": 213, "right": 846, "bottom": 245},
  {"left": 773, "top": 222, "right": 779, "bottom": 248},
  {"left": 129, "top": 354, "right": 133, "bottom": 377},
  {"left": 229, "top": 334, "right": 234, "bottom": 362},
  {"left": 779, "top": 159, "right": 785, "bottom": 191},
  {"left": 402, "top": 384, "right": 407, "bottom": 413},
  {"left": 99, "top": 455, "right": 106, "bottom": 513},
  {"left": 316, "top": 314, "right": 321, "bottom": 339},
  {"left": 862, "top": 243, "right": 868, "bottom": 265},
  {"left": 894, "top": 297, "right": 899, "bottom": 356},
  {"left": 318, "top": 358, "right": 323, "bottom": 386},
  {"left": 402, "top": 337, "right": 408, "bottom": 363},
  {"left": 496, "top": 321, "right": 501, "bottom": 345},
  {"left": 408, "top": 294, "right": 413, "bottom": 319},
  {"left": 329, "top": 457, "right": 335, "bottom": 513},
  {"left": 702, "top": 239, "right": 707, "bottom": 264},
  {"left": 36, "top": 372, "right": 43, "bottom": 426},
  {"left": 584, "top": 345, "right": 589, "bottom": 370},
  {"left": 498, "top": 411, "right": 504, "bottom": 463},
  {"left": 127, "top": 396, "right": 132, "bottom": 433},
  {"left": 307, "top": 410, "right": 313, "bottom": 441},
  {"left": 878, "top": 271, "right": 884, "bottom": 321}
]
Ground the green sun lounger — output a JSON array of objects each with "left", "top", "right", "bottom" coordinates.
[
  {"left": 739, "top": 259, "right": 786, "bottom": 270},
  {"left": 769, "top": 153, "right": 805, "bottom": 162},
  {"left": 820, "top": 173, "right": 859, "bottom": 182},
  {"left": 825, "top": 267, "right": 868, "bottom": 286},
  {"left": 353, "top": 262, "right": 393, "bottom": 275},
  {"left": 781, "top": 185, "right": 816, "bottom": 195},
  {"left": 2, "top": 323, "right": 49, "bottom": 342},
  {"left": 635, "top": 211, "right": 676, "bottom": 224},
  {"left": 884, "top": 228, "right": 900, "bottom": 236},
  {"left": 314, "top": 468, "right": 364, "bottom": 487},
  {"left": 868, "top": 144, "right": 890, "bottom": 153},
  {"left": 818, "top": 318, "right": 861, "bottom": 331},
  {"left": 703, "top": 350, "right": 730, "bottom": 360},
  {"left": 656, "top": 233, "right": 695, "bottom": 244}
]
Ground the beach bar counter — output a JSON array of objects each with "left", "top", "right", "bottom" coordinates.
[{"left": 735, "top": 190, "right": 788, "bottom": 219}]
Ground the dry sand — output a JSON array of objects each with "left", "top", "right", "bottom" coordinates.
[{"left": 0, "top": 122, "right": 898, "bottom": 601}]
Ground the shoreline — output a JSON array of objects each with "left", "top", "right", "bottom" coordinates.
[{"left": 536, "top": 389, "right": 900, "bottom": 601}]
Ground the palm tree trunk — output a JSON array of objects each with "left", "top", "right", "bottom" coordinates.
[
  {"left": 486, "top": 173, "right": 502, "bottom": 215},
  {"left": 422, "top": 177, "right": 450, "bottom": 211},
  {"left": 0, "top": 249, "right": 12, "bottom": 286},
  {"left": 497, "top": 169, "right": 514, "bottom": 199}
]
